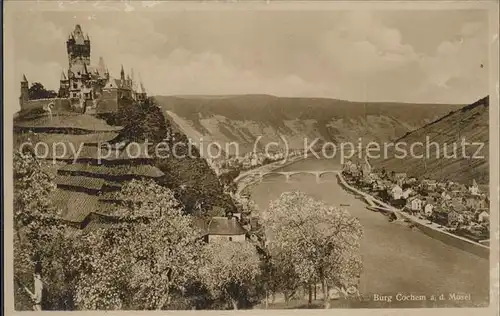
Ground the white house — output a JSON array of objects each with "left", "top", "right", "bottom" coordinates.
[
  {"left": 469, "top": 179, "right": 480, "bottom": 196},
  {"left": 422, "top": 179, "right": 437, "bottom": 191},
  {"left": 391, "top": 185, "right": 403, "bottom": 200},
  {"left": 408, "top": 197, "right": 423, "bottom": 212},
  {"left": 424, "top": 203, "right": 434, "bottom": 217},
  {"left": 402, "top": 188, "right": 413, "bottom": 199},
  {"left": 477, "top": 210, "right": 489, "bottom": 223},
  {"left": 195, "top": 216, "right": 247, "bottom": 243}
]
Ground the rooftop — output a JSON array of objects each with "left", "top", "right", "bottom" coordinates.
[
  {"left": 54, "top": 175, "right": 122, "bottom": 191},
  {"left": 195, "top": 216, "right": 247, "bottom": 236},
  {"left": 52, "top": 188, "right": 125, "bottom": 224},
  {"left": 52, "top": 189, "right": 100, "bottom": 223}
]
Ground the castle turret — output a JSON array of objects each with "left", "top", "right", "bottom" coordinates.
[
  {"left": 20, "top": 74, "right": 29, "bottom": 109},
  {"left": 59, "top": 70, "right": 69, "bottom": 98},
  {"left": 137, "top": 79, "right": 148, "bottom": 102},
  {"left": 97, "top": 56, "right": 107, "bottom": 78},
  {"left": 131, "top": 68, "right": 138, "bottom": 92},
  {"left": 67, "top": 24, "right": 91, "bottom": 66},
  {"left": 120, "top": 65, "right": 125, "bottom": 81}
]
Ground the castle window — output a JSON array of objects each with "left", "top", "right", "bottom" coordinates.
[
  {"left": 228, "top": 237, "right": 233, "bottom": 241},
  {"left": 73, "top": 83, "right": 78, "bottom": 89},
  {"left": 72, "top": 93, "right": 77, "bottom": 98}
]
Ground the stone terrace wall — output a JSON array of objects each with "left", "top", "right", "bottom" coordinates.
[{"left": 21, "top": 98, "right": 71, "bottom": 112}]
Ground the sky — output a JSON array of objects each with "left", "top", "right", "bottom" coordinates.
[{"left": 4, "top": 2, "right": 492, "bottom": 110}]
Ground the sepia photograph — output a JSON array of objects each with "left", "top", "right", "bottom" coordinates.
[{"left": 2, "top": 0, "right": 499, "bottom": 313}]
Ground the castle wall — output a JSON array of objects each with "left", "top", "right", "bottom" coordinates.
[
  {"left": 20, "top": 98, "right": 71, "bottom": 112},
  {"left": 97, "top": 89, "right": 119, "bottom": 114}
]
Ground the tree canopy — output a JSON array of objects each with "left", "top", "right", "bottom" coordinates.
[
  {"left": 13, "top": 150, "right": 69, "bottom": 310},
  {"left": 199, "top": 240, "right": 261, "bottom": 310},
  {"left": 262, "top": 191, "right": 363, "bottom": 308},
  {"left": 28, "top": 82, "right": 57, "bottom": 100},
  {"left": 72, "top": 179, "right": 204, "bottom": 310}
]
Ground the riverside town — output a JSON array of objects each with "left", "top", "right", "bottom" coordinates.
[{"left": 7, "top": 4, "right": 495, "bottom": 313}]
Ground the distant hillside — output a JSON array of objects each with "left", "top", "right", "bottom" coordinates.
[
  {"left": 156, "top": 94, "right": 462, "bottom": 156},
  {"left": 373, "top": 96, "right": 489, "bottom": 185}
]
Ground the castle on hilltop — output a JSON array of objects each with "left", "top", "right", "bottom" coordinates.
[{"left": 20, "top": 24, "right": 147, "bottom": 114}]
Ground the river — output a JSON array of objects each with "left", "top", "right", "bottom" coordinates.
[{"left": 247, "top": 157, "right": 489, "bottom": 307}]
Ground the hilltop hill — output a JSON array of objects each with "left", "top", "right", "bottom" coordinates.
[
  {"left": 156, "top": 94, "right": 462, "bottom": 156},
  {"left": 12, "top": 98, "right": 237, "bottom": 227},
  {"left": 372, "top": 96, "right": 489, "bottom": 185}
]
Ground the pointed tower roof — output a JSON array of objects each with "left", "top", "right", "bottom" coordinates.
[
  {"left": 60, "top": 70, "right": 67, "bottom": 81},
  {"left": 73, "top": 24, "right": 85, "bottom": 44},
  {"left": 97, "top": 56, "right": 106, "bottom": 76},
  {"left": 120, "top": 65, "right": 125, "bottom": 80},
  {"left": 22, "top": 74, "right": 28, "bottom": 82},
  {"left": 139, "top": 81, "right": 147, "bottom": 94},
  {"left": 98, "top": 56, "right": 106, "bottom": 68}
]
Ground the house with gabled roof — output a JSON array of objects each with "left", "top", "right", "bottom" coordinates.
[
  {"left": 407, "top": 196, "right": 423, "bottom": 213},
  {"left": 390, "top": 184, "right": 403, "bottom": 200},
  {"left": 195, "top": 216, "right": 248, "bottom": 243},
  {"left": 402, "top": 188, "right": 414, "bottom": 199},
  {"left": 469, "top": 179, "right": 480, "bottom": 196},
  {"left": 423, "top": 198, "right": 435, "bottom": 217},
  {"left": 476, "top": 209, "right": 489, "bottom": 223},
  {"left": 465, "top": 194, "right": 487, "bottom": 210},
  {"left": 421, "top": 179, "right": 437, "bottom": 192}
]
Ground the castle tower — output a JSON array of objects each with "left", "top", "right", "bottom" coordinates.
[
  {"left": 66, "top": 24, "right": 91, "bottom": 67},
  {"left": 137, "top": 72, "right": 147, "bottom": 101},
  {"left": 59, "top": 70, "right": 70, "bottom": 98},
  {"left": 120, "top": 65, "right": 125, "bottom": 81},
  {"left": 19, "top": 74, "right": 29, "bottom": 109},
  {"left": 137, "top": 81, "right": 148, "bottom": 101},
  {"left": 97, "top": 56, "right": 107, "bottom": 78},
  {"left": 126, "top": 73, "right": 131, "bottom": 89}
]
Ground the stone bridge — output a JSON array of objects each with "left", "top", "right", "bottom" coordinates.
[{"left": 254, "top": 170, "right": 341, "bottom": 183}]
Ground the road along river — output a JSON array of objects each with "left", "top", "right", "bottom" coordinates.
[{"left": 245, "top": 157, "right": 489, "bottom": 307}]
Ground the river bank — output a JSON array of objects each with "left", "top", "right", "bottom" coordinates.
[{"left": 336, "top": 172, "right": 490, "bottom": 260}]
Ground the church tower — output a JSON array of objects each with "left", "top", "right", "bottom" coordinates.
[
  {"left": 19, "top": 74, "right": 29, "bottom": 109},
  {"left": 66, "top": 24, "right": 91, "bottom": 67}
]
